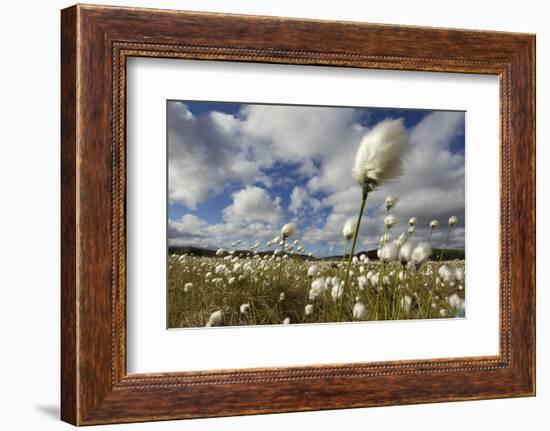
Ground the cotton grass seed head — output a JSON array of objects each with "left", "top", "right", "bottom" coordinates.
[
  {"left": 401, "top": 295, "right": 412, "bottom": 313},
  {"left": 240, "top": 303, "right": 250, "bottom": 315},
  {"left": 399, "top": 242, "right": 414, "bottom": 264},
  {"left": 331, "top": 282, "right": 344, "bottom": 301},
  {"left": 342, "top": 217, "right": 356, "bottom": 241},
  {"left": 379, "top": 242, "right": 399, "bottom": 263},
  {"left": 385, "top": 195, "right": 398, "bottom": 211},
  {"left": 430, "top": 220, "right": 439, "bottom": 229},
  {"left": 282, "top": 317, "right": 291, "bottom": 325},
  {"left": 438, "top": 265, "right": 455, "bottom": 285},
  {"left": 351, "top": 118, "right": 409, "bottom": 192},
  {"left": 305, "top": 303, "right": 314, "bottom": 316},
  {"left": 205, "top": 310, "right": 223, "bottom": 327},
  {"left": 448, "top": 216, "right": 458, "bottom": 227},
  {"left": 307, "top": 265, "right": 319, "bottom": 278},
  {"left": 411, "top": 241, "right": 432, "bottom": 266},
  {"left": 454, "top": 267, "right": 465, "bottom": 282},
  {"left": 384, "top": 214, "right": 398, "bottom": 229},
  {"left": 353, "top": 301, "right": 367, "bottom": 320},
  {"left": 281, "top": 223, "right": 296, "bottom": 238},
  {"left": 309, "top": 277, "right": 326, "bottom": 301}
]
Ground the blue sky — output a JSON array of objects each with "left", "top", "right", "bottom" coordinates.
[{"left": 167, "top": 101, "right": 465, "bottom": 256}]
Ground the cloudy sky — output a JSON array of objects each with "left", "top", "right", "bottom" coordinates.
[{"left": 167, "top": 100, "right": 465, "bottom": 256}]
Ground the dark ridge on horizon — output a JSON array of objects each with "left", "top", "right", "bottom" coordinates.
[{"left": 168, "top": 246, "right": 465, "bottom": 261}]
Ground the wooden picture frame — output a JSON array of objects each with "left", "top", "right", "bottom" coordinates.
[{"left": 61, "top": 4, "right": 535, "bottom": 425}]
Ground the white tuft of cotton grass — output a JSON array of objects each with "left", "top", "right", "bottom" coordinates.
[
  {"left": 384, "top": 214, "right": 398, "bottom": 229},
  {"left": 331, "top": 282, "right": 344, "bottom": 301},
  {"left": 353, "top": 301, "right": 367, "bottom": 320},
  {"left": 411, "top": 242, "right": 432, "bottom": 266},
  {"left": 342, "top": 218, "right": 356, "bottom": 241},
  {"left": 438, "top": 265, "right": 455, "bottom": 285},
  {"left": 385, "top": 195, "right": 398, "bottom": 212},
  {"left": 307, "top": 265, "right": 319, "bottom": 278},
  {"left": 205, "top": 310, "right": 223, "bottom": 327},
  {"left": 240, "top": 303, "right": 250, "bottom": 315},
  {"left": 448, "top": 216, "right": 458, "bottom": 227},
  {"left": 309, "top": 277, "right": 326, "bottom": 301},
  {"left": 281, "top": 223, "right": 296, "bottom": 238},
  {"left": 399, "top": 242, "right": 414, "bottom": 264},
  {"left": 351, "top": 118, "right": 409, "bottom": 192},
  {"left": 379, "top": 242, "right": 399, "bottom": 263}
]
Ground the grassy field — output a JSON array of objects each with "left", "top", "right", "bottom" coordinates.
[{"left": 167, "top": 253, "right": 465, "bottom": 328}]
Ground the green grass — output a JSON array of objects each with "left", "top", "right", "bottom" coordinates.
[{"left": 167, "top": 253, "right": 465, "bottom": 328}]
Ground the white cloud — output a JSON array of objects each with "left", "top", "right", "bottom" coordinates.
[
  {"left": 288, "top": 186, "right": 321, "bottom": 215},
  {"left": 168, "top": 185, "right": 284, "bottom": 248},
  {"left": 222, "top": 186, "right": 284, "bottom": 225},
  {"left": 168, "top": 103, "right": 261, "bottom": 209}
]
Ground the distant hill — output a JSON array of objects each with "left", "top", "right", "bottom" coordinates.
[
  {"left": 168, "top": 246, "right": 464, "bottom": 261},
  {"left": 168, "top": 246, "right": 314, "bottom": 260}
]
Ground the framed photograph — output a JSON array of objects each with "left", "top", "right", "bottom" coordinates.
[{"left": 61, "top": 4, "right": 535, "bottom": 425}]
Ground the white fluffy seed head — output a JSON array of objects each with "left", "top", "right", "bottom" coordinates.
[
  {"left": 385, "top": 195, "right": 398, "bottom": 211},
  {"left": 370, "top": 273, "right": 380, "bottom": 287},
  {"left": 394, "top": 232, "right": 407, "bottom": 247},
  {"left": 205, "top": 310, "right": 223, "bottom": 327},
  {"left": 353, "top": 301, "right": 367, "bottom": 320},
  {"left": 384, "top": 214, "right": 398, "bottom": 229},
  {"left": 307, "top": 264, "right": 319, "bottom": 278},
  {"left": 448, "top": 293, "right": 462, "bottom": 309},
  {"left": 454, "top": 267, "right": 465, "bottom": 282},
  {"left": 411, "top": 242, "right": 432, "bottom": 266},
  {"left": 448, "top": 216, "right": 459, "bottom": 227},
  {"left": 331, "top": 282, "right": 344, "bottom": 301},
  {"left": 401, "top": 295, "right": 412, "bottom": 313},
  {"left": 305, "top": 303, "right": 314, "bottom": 316},
  {"left": 379, "top": 242, "right": 399, "bottom": 263},
  {"left": 357, "top": 275, "right": 368, "bottom": 290},
  {"left": 351, "top": 118, "right": 409, "bottom": 191},
  {"left": 309, "top": 277, "right": 326, "bottom": 301},
  {"left": 282, "top": 317, "right": 291, "bottom": 325},
  {"left": 408, "top": 217, "right": 417, "bottom": 227},
  {"left": 399, "top": 242, "right": 414, "bottom": 264},
  {"left": 240, "top": 303, "right": 250, "bottom": 315},
  {"left": 281, "top": 223, "right": 296, "bottom": 238},
  {"left": 430, "top": 220, "right": 439, "bottom": 229},
  {"left": 342, "top": 217, "right": 356, "bottom": 241},
  {"left": 184, "top": 282, "right": 193, "bottom": 293},
  {"left": 438, "top": 265, "right": 455, "bottom": 285}
]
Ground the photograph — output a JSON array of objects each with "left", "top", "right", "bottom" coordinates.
[{"left": 167, "top": 101, "right": 466, "bottom": 328}]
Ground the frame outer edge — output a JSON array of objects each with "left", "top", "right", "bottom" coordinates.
[
  {"left": 61, "top": 5, "right": 79, "bottom": 426},
  {"left": 61, "top": 4, "right": 536, "bottom": 424}
]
